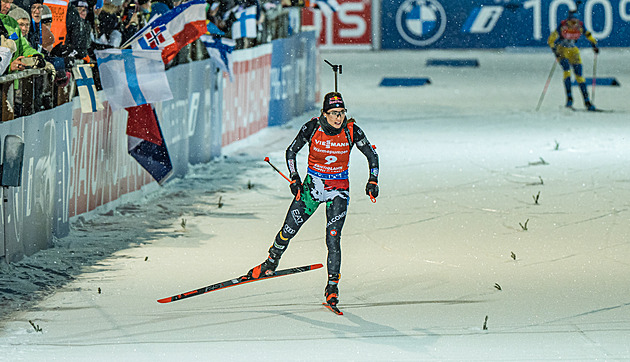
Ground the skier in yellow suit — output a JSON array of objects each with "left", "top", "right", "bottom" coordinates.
[{"left": 548, "top": 10, "right": 599, "bottom": 111}]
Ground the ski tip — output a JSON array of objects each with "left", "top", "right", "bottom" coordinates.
[
  {"left": 311, "top": 263, "right": 324, "bottom": 270},
  {"left": 157, "top": 297, "right": 172, "bottom": 304}
]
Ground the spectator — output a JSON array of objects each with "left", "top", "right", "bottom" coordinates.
[
  {"left": 1, "top": 0, "right": 13, "bottom": 15},
  {"left": 49, "top": 0, "right": 91, "bottom": 64},
  {"left": 207, "top": 1, "right": 228, "bottom": 32},
  {"left": 137, "top": 0, "right": 150, "bottom": 22},
  {"left": 82, "top": 0, "right": 97, "bottom": 33},
  {"left": 26, "top": 0, "right": 53, "bottom": 52},
  {"left": 93, "top": 8, "right": 121, "bottom": 47},
  {"left": 7, "top": 6, "right": 28, "bottom": 36},
  {"left": 0, "top": 12, "right": 44, "bottom": 74},
  {"left": 150, "top": 0, "right": 168, "bottom": 17},
  {"left": 120, "top": 0, "right": 141, "bottom": 44},
  {"left": 73, "top": 0, "right": 88, "bottom": 19},
  {"left": 40, "top": 4, "right": 53, "bottom": 51}
]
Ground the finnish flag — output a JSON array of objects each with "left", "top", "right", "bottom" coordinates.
[
  {"left": 73, "top": 64, "right": 104, "bottom": 113},
  {"left": 200, "top": 34, "right": 235, "bottom": 81},
  {"left": 94, "top": 48, "right": 173, "bottom": 110},
  {"left": 231, "top": 5, "right": 258, "bottom": 39}
]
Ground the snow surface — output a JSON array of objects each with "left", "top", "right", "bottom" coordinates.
[{"left": 2, "top": 49, "right": 630, "bottom": 361}]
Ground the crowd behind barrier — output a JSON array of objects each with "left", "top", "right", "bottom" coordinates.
[
  {"left": 0, "top": 0, "right": 318, "bottom": 263},
  {"left": 0, "top": 0, "right": 307, "bottom": 121}
]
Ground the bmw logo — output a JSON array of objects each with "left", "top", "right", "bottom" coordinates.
[{"left": 396, "top": 0, "right": 447, "bottom": 47}]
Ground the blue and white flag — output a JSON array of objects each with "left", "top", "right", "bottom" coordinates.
[
  {"left": 73, "top": 64, "right": 104, "bottom": 113},
  {"left": 231, "top": 5, "right": 257, "bottom": 39},
  {"left": 95, "top": 48, "right": 173, "bottom": 110},
  {"left": 0, "top": 46, "right": 14, "bottom": 75},
  {"left": 200, "top": 34, "right": 235, "bottom": 81},
  {"left": 316, "top": 0, "right": 339, "bottom": 14}
]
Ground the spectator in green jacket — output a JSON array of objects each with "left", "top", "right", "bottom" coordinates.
[{"left": 0, "top": 12, "right": 43, "bottom": 74}]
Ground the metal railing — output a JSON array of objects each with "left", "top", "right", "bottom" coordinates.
[{"left": 0, "top": 68, "right": 73, "bottom": 122}]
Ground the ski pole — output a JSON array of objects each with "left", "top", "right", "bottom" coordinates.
[
  {"left": 264, "top": 157, "right": 300, "bottom": 201},
  {"left": 536, "top": 59, "right": 558, "bottom": 111},
  {"left": 591, "top": 52, "right": 598, "bottom": 103}
]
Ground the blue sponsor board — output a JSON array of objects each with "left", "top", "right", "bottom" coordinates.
[
  {"left": 382, "top": 0, "right": 630, "bottom": 49},
  {"left": 379, "top": 78, "right": 432, "bottom": 87},
  {"left": 426, "top": 59, "right": 479, "bottom": 67},
  {"left": 269, "top": 31, "right": 318, "bottom": 127}
]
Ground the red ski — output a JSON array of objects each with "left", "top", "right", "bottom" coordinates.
[
  {"left": 322, "top": 302, "right": 343, "bottom": 315},
  {"left": 157, "top": 263, "right": 323, "bottom": 303}
]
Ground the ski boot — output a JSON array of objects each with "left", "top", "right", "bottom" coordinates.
[
  {"left": 246, "top": 253, "right": 279, "bottom": 279},
  {"left": 324, "top": 274, "right": 340, "bottom": 306},
  {"left": 565, "top": 96, "right": 573, "bottom": 108},
  {"left": 585, "top": 101, "right": 596, "bottom": 111}
]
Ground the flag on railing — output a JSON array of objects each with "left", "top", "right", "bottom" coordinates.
[
  {"left": 126, "top": 104, "right": 173, "bottom": 185},
  {"left": 95, "top": 48, "right": 173, "bottom": 110},
  {"left": 306, "top": 0, "right": 339, "bottom": 13},
  {"left": 200, "top": 34, "right": 235, "bottom": 81},
  {"left": 231, "top": 5, "right": 258, "bottom": 39},
  {"left": 123, "top": 0, "right": 207, "bottom": 64},
  {"left": 73, "top": 64, "right": 104, "bottom": 113}
]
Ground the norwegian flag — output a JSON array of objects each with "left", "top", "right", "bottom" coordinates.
[
  {"left": 143, "top": 25, "right": 172, "bottom": 49},
  {"left": 123, "top": 0, "right": 206, "bottom": 64}
]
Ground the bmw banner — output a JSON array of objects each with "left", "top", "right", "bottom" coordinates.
[{"left": 381, "top": 0, "right": 630, "bottom": 49}]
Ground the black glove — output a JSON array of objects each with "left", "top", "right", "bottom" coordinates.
[
  {"left": 365, "top": 176, "right": 379, "bottom": 199},
  {"left": 592, "top": 45, "right": 599, "bottom": 54},
  {"left": 290, "top": 173, "right": 302, "bottom": 197},
  {"left": 34, "top": 54, "right": 46, "bottom": 68}
]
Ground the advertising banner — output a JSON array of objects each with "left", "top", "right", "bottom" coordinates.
[
  {"left": 22, "top": 111, "right": 61, "bottom": 255},
  {"left": 188, "top": 62, "right": 221, "bottom": 165},
  {"left": 68, "top": 103, "right": 153, "bottom": 219},
  {"left": 159, "top": 65, "right": 191, "bottom": 178},
  {"left": 269, "top": 31, "right": 318, "bottom": 127},
  {"left": 381, "top": 0, "right": 630, "bottom": 49},
  {"left": 222, "top": 44, "right": 272, "bottom": 146},
  {"left": 302, "top": 0, "right": 373, "bottom": 49}
]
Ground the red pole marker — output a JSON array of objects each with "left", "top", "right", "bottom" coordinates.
[{"left": 265, "top": 157, "right": 300, "bottom": 201}]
